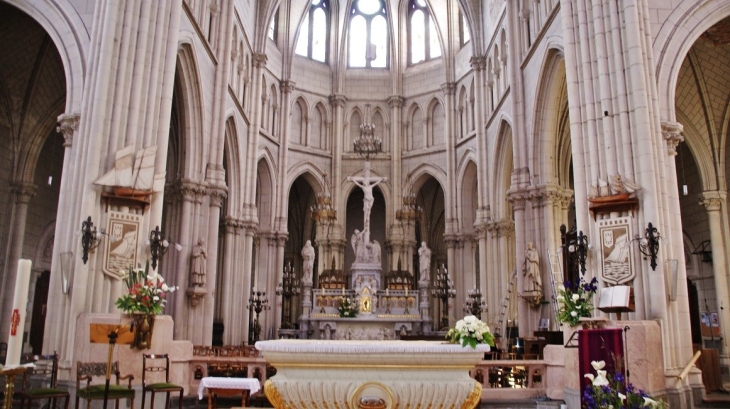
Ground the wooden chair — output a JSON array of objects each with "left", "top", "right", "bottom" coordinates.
[
  {"left": 141, "top": 354, "right": 183, "bottom": 409},
  {"left": 75, "top": 361, "right": 134, "bottom": 409},
  {"left": 19, "top": 352, "right": 70, "bottom": 409}
]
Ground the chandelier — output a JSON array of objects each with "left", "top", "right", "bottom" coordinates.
[
  {"left": 311, "top": 173, "right": 337, "bottom": 223},
  {"left": 396, "top": 174, "right": 422, "bottom": 222},
  {"left": 353, "top": 104, "right": 382, "bottom": 160}
]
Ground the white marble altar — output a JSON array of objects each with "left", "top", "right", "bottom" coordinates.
[{"left": 256, "top": 339, "right": 488, "bottom": 409}]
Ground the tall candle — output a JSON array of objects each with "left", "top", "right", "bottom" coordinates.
[
  {"left": 6, "top": 259, "right": 31, "bottom": 367},
  {"left": 342, "top": 286, "right": 345, "bottom": 296},
  {"left": 405, "top": 288, "right": 409, "bottom": 297}
]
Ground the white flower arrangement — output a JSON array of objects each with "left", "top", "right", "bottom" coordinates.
[{"left": 445, "top": 315, "right": 495, "bottom": 349}]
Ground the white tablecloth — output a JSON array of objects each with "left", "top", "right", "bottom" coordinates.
[{"left": 197, "top": 377, "right": 261, "bottom": 400}]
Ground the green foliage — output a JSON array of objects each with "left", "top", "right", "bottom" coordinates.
[
  {"left": 445, "top": 315, "right": 495, "bottom": 349},
  {"left": 557, "top": 277, "right": 598, "bottom": 327},
  {"left": 115, "top": 262, "right": 177, "bottom": 315},
  {"left": 337, "top": 296, "right": 358, "bottom": 318}
]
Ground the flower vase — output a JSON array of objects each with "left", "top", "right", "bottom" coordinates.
[{"left": 132, "top": 314, "right": 155, "bottom": 349}]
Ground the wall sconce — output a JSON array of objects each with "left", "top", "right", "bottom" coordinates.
[
  {"left": 666, "top": 259, "right": 678, "bottom": 301},
  {"left": 635, "top": 222, "right": 661, "bottom": 270},
  {"left": 59, "top": 251, "right": 74, "bottom": 294},
  {"left": 692, "top": 240, "right": 712, "bottom": 264},
  {"left": 147, "top": 226, "right": 182, "bottom": 270},
  {"left": 80, "top": 216, "right": 103, "bottom": 264},
  {"left": 569, "top": 230, "right": 589, "bottom": 276}
]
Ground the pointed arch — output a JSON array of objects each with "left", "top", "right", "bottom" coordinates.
[
  {"left": 427, "top": 97, "right": 445, "bottom": 147},
  {"left": 291, "top": 97, "right": 308, "bottom": 146},
  {"left": 223, "top": 117, "right": 242, "bottom": 215},
  {"left": 492, "top": 119, "right": 514, "bottom": 219},
  {"left": 175, "top": 42, "right": 207, "bottom": 178},
  {"left": 457, "top": 154, "right": 479, "bottom": 234},
  {"left": 532, "top": 46, "right": 568, "bottom": 185}
]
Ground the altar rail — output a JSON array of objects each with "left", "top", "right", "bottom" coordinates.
[
  {"left": 189, "top": 345, "right": 272, "bottom": 397},
  {"left": 472, "top": 359, "right": 548, "bottom": 400}
]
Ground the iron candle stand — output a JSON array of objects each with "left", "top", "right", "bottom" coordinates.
[
  {"left": 431, "top": 264, "right": 456, "bottom": 330},
  {"left": 248, "top": 290, "right": 270, "bottom": 343},
  {"left": 276, "top": 262, "right": 300, "bottom": 329},
  {"left": 464, "top": 287, "right": 486, "bottom": 317}
]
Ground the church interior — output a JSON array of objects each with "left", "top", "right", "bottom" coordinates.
[{"left": 1, "top": 0, "right": 730, "bottom": 407}]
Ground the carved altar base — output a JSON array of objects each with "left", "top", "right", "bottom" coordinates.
[{"left": 256, "top": 339, "right": 487, "bottom": 409}]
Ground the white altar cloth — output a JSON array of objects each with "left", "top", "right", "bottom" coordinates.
[
  {"left": 197, "top": 377, "right": 261, "bottom": 399},
  {"left": 256, "top": 340, "right": 488, "bottom": 408}
]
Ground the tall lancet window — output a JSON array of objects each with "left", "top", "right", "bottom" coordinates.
[
  {"left": 349, "top": 0, "right": 389, "bottom": 68},
  {"left": 268, "top": 8, "right": 279, "bottom": 42},
  {"left": 295, "top": 0, "right": 330, "bottom": 62},
  {"left": 459, "top": 10, "right": 470, "bottom": 46},
  {"left": 409, "top": 0, "right": 441, "bottom": 65}
]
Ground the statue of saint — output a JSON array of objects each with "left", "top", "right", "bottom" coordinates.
[
  {"left": 351, "top": 229, "right": 367, "bottom": 262},
  {"left": 191, "top": 238, "right": 207, "bottom": 287},
  {"left": 418, "top": 242, "right": 432, "bottom": 284},
  {"left": 301, "top": 240, "right": 315, "bottom": 282},
  {"left": 347, "top": 161, "right": 386, "bottom": 236},
  {"left": 523, "top": 241, "right": 542, "bottom": 292}
]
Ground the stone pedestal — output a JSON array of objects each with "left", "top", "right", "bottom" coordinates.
[
  {"left": 257, "top": 340, "right": 488, "bottom": 408},
  {"left": 73, "top": 313, "right": 193, "bottom": 386}
]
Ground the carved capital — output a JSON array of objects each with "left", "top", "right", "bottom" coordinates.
[
  {"left": 280, "top": 80, "right": 296, "bottom": 94},
  {"left": 58, "top": 113, "right": 80, "bottom": 147},
  {"left": 12, "top": 182, "right": 37, "bottom": 204},
  {"left": 506, "top": 190, "right": 528, "bottom": 211},
  {"left": 388, "top": 95, "right": 405, "bottom": 108},
  {"left": 700, "top": 191, "right": 725, "bottom": 212},
  {"left": 440, "top": 82, "right": 456, "bottom": 95},
  {"left": 470, "top": 56, "right": 486, "bottom": 71},
  {"left": 253, "top": 53, "right": 268, "bottom": 68},
  {"left": 661, "top": 121, "right": 684, "bottom": 156},
  {"left": 329, "top": 94, "right": 347, "bottom": 107},
  {"left": 208, "top": 186, "right": 228, "bottom": 208}
]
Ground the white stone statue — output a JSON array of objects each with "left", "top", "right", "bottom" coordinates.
[
  {"left": 523, "top": 241, "right": 542, "bottom": 292},
  {"left": 351, "top": 229, "right": 367, "bottom": 262},
  {"left": 418, "top": 242, "right": 431, "bottom": 284},
  {"left": 347, "top": 161, "right": 387, "bottom": 238},
  {"left": 190, "top": 238, "right": 207, "bottom": 287},
  {"left": 301, "top": 240, "right": 315, "bottom": 282}
]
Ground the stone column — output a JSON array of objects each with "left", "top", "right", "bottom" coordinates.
[
  {"left": 0, "top": 183, "right": 37, "bottom": 339},
  {"left": 44, "top": 114, "right": 79, "bottom": 356},
  {"left": 220, "top": 217, "right": 239, "bottom": 345},
  {"left": 700, "top": 192, "right": 730, "bottom": 363}
]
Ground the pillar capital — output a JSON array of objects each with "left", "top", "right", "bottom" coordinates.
[
  {"left": 387, "top": 95, "right": 405, "bottom": 108},
  {"left": 329, "top": 94, "right": 347, "bottom": 108},
  {"left": 280, "top": 80, "right": 296, "bottom": 94},
  {"left": 700, "top": 191, "right": 726, "bottom": 212},
  {"left": 440, "top": 82, "right": 456, "bottom": 95},
  {"left": 661, "top": 121, "right": 684, "bottom": 156},
  {"left": 57, "top": 113, "right": 80, "bottom": 147},
  {"left": 11, "top": 182, "right": 37, "bottom": 204},
  {"left": 253, "top": 53, "right": 268, "bottom": 68},
  {"left": 470, "top": 56, "right": 486, "bottom": 71}
]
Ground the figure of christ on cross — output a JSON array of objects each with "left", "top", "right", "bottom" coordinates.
[{"left": 348, "top": 160, "right": 387, "bottom": 244}]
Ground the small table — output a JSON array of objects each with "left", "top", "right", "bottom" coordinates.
[{"left": 197, "top": 377, "right": 261, "bottom": 409}]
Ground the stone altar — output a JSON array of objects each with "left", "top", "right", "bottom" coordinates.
[{"left": 256, "top": 339, "right": 488, "bottom": 409}]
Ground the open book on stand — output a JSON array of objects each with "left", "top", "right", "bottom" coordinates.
[{"left": 598, "top": 285, "right": 635, "bottom": 313}]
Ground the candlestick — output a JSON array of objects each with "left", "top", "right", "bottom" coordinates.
[
  {"left": 386, "top": 288, "right": 389, "bottom": 296},
  {"left": 342, "top": 286, "right": 345, "bottom": 296},
  {"left": 405, "top": 288, "right": 408, "bottom": 297},
  {"left": 6, "top": 259, "right": 31, "bottom": 367}
]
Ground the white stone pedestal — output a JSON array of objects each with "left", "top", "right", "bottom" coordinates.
[{"left": 256, "top": 339, "right": 488, "bottom": 408}]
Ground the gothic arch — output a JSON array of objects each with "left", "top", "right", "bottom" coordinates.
[
  {"left": 532, "top": 47, "right": 568, "bottom": 185},
  {"left": 492, "top": 119, "right": 514, "bottom": 219},
  {"left": 223, "top": 117, "right": 243, "bottom": 215},
  {"left": 457, "top": 155, "right": 478, "bottom": 234},
  {"left": 655, "top": 1, "right": 730, "bottom": 121},
  {"left": 175, "top": 42, "right": 207, "bottom": 178},
  {"left": 256, "top": 156, "right": 275, "bottom": 231},
  {"left": 3, "top": 0, "right": 87, "bottom": 113}
]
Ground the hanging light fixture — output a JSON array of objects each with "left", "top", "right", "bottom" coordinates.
[
  {"left": 353, "top": 104, "right": 382, "bottom": 160},
  {"left": 80, "top": 216, "right": 103, "bottom": 264},
  {"left": 635, "top": 222, "right": 661, "bottom": 271}
]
